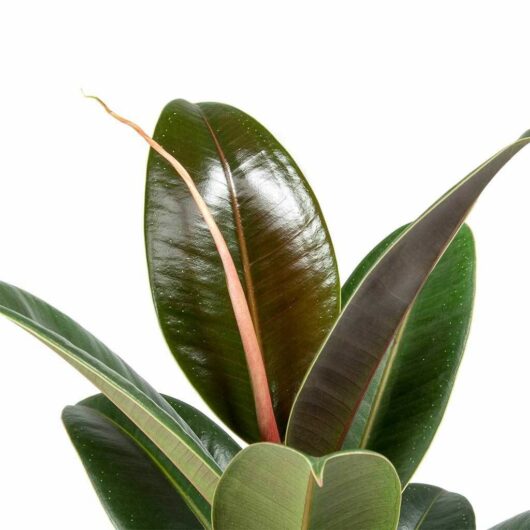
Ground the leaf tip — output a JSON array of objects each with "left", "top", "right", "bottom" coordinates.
[{"left": 82, "top": 91, "right": 112, "bottom": 115}]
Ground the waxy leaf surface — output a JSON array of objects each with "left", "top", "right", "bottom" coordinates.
[
  {"left": 0, "top": 281, "right": 221, "bottom": 506},
  {"left": 399, "top": 483, "right": 475, "bottom": 529},
  {"left": 287, "top": 132, "right": 530, "bottom": 455},
  {"left": 343, "top": 224, "right": 475, "bottom": 484},
  {"left": 213, "top": 443, "right": 401, "bottom": 530},
  {"left": 146, "top": 100, "right": 340, "bottom": 441},
  {"left": 64, "top": 394, "right": 240, "bottom": 529}
]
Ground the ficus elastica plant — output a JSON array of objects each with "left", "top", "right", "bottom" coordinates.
[{"left": 1, "top": 98, "right": 528, "bottom": 529}]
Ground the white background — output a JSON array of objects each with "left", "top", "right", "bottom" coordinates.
[{"left": 1, "top": 1, "right": 529, "bottom": 528}]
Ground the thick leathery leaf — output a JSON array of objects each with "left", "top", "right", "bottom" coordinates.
[
  {"left": 146, "top": 100, "right": 340, "bottom": 441},
  {"left": 212, "top": 443, "right": 401, "bottom": 530},
  {"left": 287, "top": 132, "right": 530, "bottom": 455},
  {"left": 399, "top": 483, "right": 475, "bottom": 529},
  {"left": 63, "top": 394, "right": 241, "bottom": 529},
  {"left": 63, "top": 398, "right": 202, "bottom": 529},
  {"left": 0, "top": 281, "right": 221, "bottom": 504},
  {"left": 342, "top": 225, "right": 475, "bottom": 485},
  {"left": 490, "top": 512, "right": 530, "bottom": 529}
]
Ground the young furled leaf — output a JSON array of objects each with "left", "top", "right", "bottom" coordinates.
[{"left": 88, "top": 96, "right": 283, "bottom": 443}]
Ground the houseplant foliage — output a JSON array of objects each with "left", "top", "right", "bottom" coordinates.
[{"left": 1, "top": 99, "right": 529, "bottom": 530}]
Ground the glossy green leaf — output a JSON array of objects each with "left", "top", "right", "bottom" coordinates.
[
  {"left": 145, "top": 100, "right": 340, "bottom": 441},
  {"left": 399, "top": 483, "right": 475, "bottom": 529},
  {"left": 64, "top": 397, "right": 201, "bottom": 529},
  {"left": 490, "top": 511, "right": 530, "bottom": 529},
  {"left": 212, "top": 443, "right": 401, "bottom": 530},
  {"left": 287, "top": 132, "right": 530, "bottom": 455},
  {"left": 342, "top": 224, "right": 475, "bottom": 484},
  {"left": 63, "top": 394, "right": 241, "bottom": 529},
  {"left": 164, "top": 395, "right": 241, "bottom": 472},
  {"left": 0, "top": 281, "right": 221, "bottom": 505}
]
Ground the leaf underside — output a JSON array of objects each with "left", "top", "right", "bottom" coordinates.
[
  {"left": 0, "top": 281, "right": 221, "bottom": 507},
  {"left": 286, "top": 132, "right": 530, "bottom": 455},
  {"left": 213, "top": 443, "right": 401, "bottom": 530},
  {"left": 343, "top": 224, "right": 475, "bottom": 484}
]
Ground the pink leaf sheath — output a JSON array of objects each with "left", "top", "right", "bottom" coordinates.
[{"left": 88, "top": 96, "right": 281, "bottom": 443}]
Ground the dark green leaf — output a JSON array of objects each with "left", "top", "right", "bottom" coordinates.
[
  {"left": 145, "top": 100, "right": 340, "bottom": 441},
  {"left": 490, "top": 512, "right": 530, "bottom": 529},
  {"left": 213, "top": 443, "right": 401, "bottom": 530},
  {"left": 64, "top": 398, "right": 200, "bottom": 529},
  {"left": 166, "top": 395, "right": 241, "bottom": 472},
  {"left": 342, "top": 225, "right": 475, "bottom": 485},
  {"left": 63, "top": 394, "right": 239, "bottom": 530},
  {"left": 63, "top": 394, "right": 241, "bottom": 529},
  {"left": 399, "top": 483, "right": 475, "bottom": 529},
  {"left": 286, "top": 132, "right": 530, "bottom": 455},
  {"left": 0, "top": 281, "right": 221, "bottom": 506}
]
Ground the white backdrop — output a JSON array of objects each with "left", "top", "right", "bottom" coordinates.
[{"left": 1, "top": 1, "right": 529, "bottom": 528}]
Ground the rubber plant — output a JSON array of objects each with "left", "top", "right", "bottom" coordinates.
[{"left": 1, "top": 98, "right": 529, "bottom": 530}]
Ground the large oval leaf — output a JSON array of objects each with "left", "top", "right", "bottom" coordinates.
[
  {"left": 399, "top": 483, "right": 475, "bottom": 529},
  {"left": 64, "top": 394, "right": 241, "bottom": 529},
  {"left": 342, "top": 224, "right": 475, "bottom": 484},
  {"left": 490, "top": 512, "right": 530, "bottom": 529},
  {"left": 146, "top": 100, "right": 340, "bottom": 441},
  {"left": 0, "top": 281, "right": 221, "bottom": 506},
  {"left": 286, "top": 132, "right": 530, "bottom": 455},
  {"left": 212, "top": 443, "right": 401, "bottom": 530}
]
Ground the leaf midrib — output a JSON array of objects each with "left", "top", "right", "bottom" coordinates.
[
  {"left": 197, "top": 106, "right": 264, "bottom": 350},
  {"left": 301, "top": 472, "right": 316, "bottom": 529},
  {"left": 413, "top": 490, "right": 444, "bottom": 529}
]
